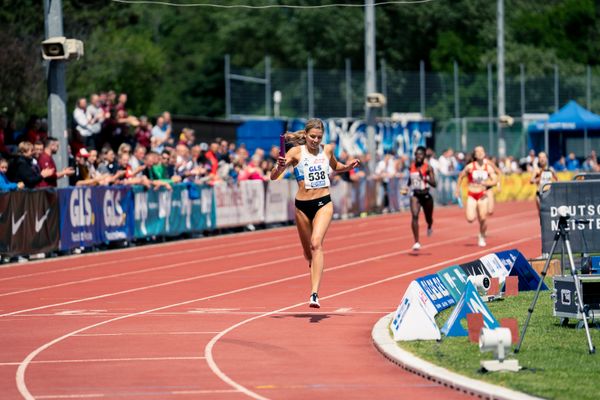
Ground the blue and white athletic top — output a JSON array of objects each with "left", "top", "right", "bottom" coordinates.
[{"left": 294, "top": 145, "right": 331, "bottom": 189}]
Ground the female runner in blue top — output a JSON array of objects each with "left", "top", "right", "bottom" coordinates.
[{"left": 270, "top": 118, "right": 360, "bottom": 308}]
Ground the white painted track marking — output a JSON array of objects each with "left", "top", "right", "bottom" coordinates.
[{"left": 15, "top": 217, "right": 538, "bottom": 399}]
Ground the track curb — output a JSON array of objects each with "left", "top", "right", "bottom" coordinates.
[{"left": 372, "top": 313, "right": 544, "bottom": 400}]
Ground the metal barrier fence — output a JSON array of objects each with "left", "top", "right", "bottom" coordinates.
[{"left": 3, "top": 172, "right": 568, "bottom": 258}]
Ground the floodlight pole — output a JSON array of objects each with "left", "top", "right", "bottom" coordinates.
[
  {"left": 365, "top": 0, "right": 377, "bottom": 173},
  {"left": 497, "top": 0, "right": 506, "bottom": 159},
  {"left": 44, "top": 0, "right": 68, "bottom": 186}
]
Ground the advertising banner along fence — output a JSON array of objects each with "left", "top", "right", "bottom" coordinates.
[{"left": 1, "top": 189, "right": 59, "bottom": 256}]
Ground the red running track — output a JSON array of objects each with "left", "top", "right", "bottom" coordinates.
[{"left": 0, "top": 201, "right": 541, "bottom": 399}]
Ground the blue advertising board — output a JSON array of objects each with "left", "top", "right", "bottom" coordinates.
[
  {"left": 495, "top": 249, "right": 548, "bottom": 291},
  {"left": 94, "top": 186, "right": 134, "bottom": 243},
  {"left": 415, "top": 273, "right": 456, "bottom": 312},
  {"left": 58, "top": 187, "right": 100, "bottom": 251}
]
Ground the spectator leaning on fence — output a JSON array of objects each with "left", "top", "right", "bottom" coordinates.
[
  {"left": 7, "top": 141, "right": 54, "bottom": 189},
  {"left": 37, "top": 137, "right": 74, "bottom": 188},
  {"left": 0, "top": 157, "right": 23, "bottom": 191}
]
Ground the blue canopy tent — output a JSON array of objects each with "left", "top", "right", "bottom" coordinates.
[{"left": 528, "top": 101, "right": 600, "bottom": 163}]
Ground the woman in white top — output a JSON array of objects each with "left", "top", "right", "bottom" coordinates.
[
  {"left": 530, "top": 151, "right": 558, "bottom": 215},
  {"left": 270, "top": 119, "right": 360, "bottom": 308}
]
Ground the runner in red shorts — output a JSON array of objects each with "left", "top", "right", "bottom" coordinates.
[{"left": 454, "top": 145, "right": 498, "bottom": 247}]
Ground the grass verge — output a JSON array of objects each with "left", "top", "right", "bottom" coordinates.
[{"left": 397, "top": 280, "right": 600, "bottom": 400}]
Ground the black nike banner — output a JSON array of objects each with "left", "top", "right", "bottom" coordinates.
[{"left": 1, "top": 189, "right": 59, "bottom": 256}]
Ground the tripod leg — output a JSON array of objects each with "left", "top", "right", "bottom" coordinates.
[
  {"left": 515, "top": 232, "right": 560, "bottom": 353},
  {"left": 564, "top": 238, "right": 596, "bottom": 354}
]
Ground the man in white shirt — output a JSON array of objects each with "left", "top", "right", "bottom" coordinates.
[
  {"left": 73, "top": 98, "right": 94, "bottom": 147},
  {"left": 151, "top": 116, "right": 168, "bottom": 153},
  {"left": 86, "top": 94, "right": 104, "bottom": 148}
]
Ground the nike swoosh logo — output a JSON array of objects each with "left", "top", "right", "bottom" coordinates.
[
  {"left": 12, "top": 212, "right": 27, "bottom": 235},
  {"left": 35, "top": 209, "right": 51, "bottom": 233}
]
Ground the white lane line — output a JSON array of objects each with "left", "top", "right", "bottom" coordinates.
[
  {"left": 203, "top": 235, "right": 538, "bottom": 400},
  {"left": 15, "top": 220, "right": 538, "bottom": 400},
  {"left": 1, "top": 209, "right": 532, "bottom": 317},
  {"left": 1, "top": 356, "right": 204, "bottom": 366},
  {"left": 35, "top": 389, "right": 239, "bottom": 399},
  {"left": 0, "top": 209, "right": 406, "bottom": 280},
  {"left": 0, "top": 218, "right": 417, "bottom": 296},
  {"left": 72, "top": 332, "right": 219, "bottom": 337},
  {"left": 0, "top": 232, "right": 295, "bottom": 278}
]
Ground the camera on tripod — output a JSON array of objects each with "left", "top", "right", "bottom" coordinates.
[{"left": 517, "top": 205, "right": 596, "bottom": 354}]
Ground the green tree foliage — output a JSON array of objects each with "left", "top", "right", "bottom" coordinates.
[{"left": 1, "top": 0, "right": 599, "bottom": 124}]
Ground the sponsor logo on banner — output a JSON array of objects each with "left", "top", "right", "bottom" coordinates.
[
  {"left": 436, "top": 265, "right": 469, "bottom": 302},
  {"left": 103, "top": 190, "right": 125, "bottom": 228},
  {"left": 35, "top": 209, "right": 51, "bottom": 232},
  {"left": 12, "top": 213, "right": 27, "bottom": 235},
  {"left": 134, "top": 190, "right": 149, "bottom": 236},
  {"left": 459, "top": 259, "right": 491, "bottom": 277},
  {"left": 159, "top": 190, "right": 172, "bottom": 231},
  {"left": 290, "top": 118, "right": 431, "bottom": 159},
  {"left": 5, "top": 190, "right": 59, "bottom": 255},
  {"left": 441, "top": 281, "right": 500, "bottom": 337},
  {"left": 416, "top": 274, "right": 456, "bottom": 312},
  {"left": 180, "top": 188, "right": 192, "bottom": 230},
  {"left": 59, "top": 187, "right": 96, "bottom": 250},
  {"left": 479, "top": 253, "right": 510, "bottom": 284},
  {"left": 70, "top": 188, "right": 93, "bottom": 227},
  {"left": 96, "top": 187, "right": 133, "bottom": 242}
]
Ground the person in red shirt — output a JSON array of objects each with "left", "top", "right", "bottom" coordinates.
[
  {"left": 204, "top": 141, "right": 220, "bottom": 176},
  {"left": 37, "top": 137, "right": 74, "bottom": 188}
]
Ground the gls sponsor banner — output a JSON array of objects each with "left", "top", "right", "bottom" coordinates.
[
  {"left": 58, "top": 187, "right": 100, "bottom": 250},
  {"left": 1, "top": 189, "right": 59, "bottom": 256},
  {"left": 415, "top": 274, "right": 456, "bottom": 312},
  {"left": 540, "top": 180, "right": 600, "bottom": 253},
  {"left": 94, "top": 186, "right": 134, "bottom": 242}
]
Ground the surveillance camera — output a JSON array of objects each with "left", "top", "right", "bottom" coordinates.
[
  {"left": 366, "top": 92, "right": 386, "bottom": 108},
  {"left": 41, "top": 37, "right": 84, "bottom": 61},
  {"left": 468, "top": 275, "right": 491, "bottom": 293}
]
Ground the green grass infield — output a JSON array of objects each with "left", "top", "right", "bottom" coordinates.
[{"left": 396, "top": 280, "right": 600, "bottom": 400}]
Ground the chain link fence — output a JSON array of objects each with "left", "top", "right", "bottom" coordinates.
[{"left": 226, "top": 56, "right": 600, "bottom": 157}]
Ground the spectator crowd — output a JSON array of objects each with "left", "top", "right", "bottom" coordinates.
[{"left": 1, "top": 91, "right": 600, "bottom": 193}]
